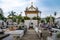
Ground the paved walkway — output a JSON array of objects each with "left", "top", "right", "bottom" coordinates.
[
  {"left": 3, "top": 29, "right": 54, "bottom": 40},
  {"left": 21, "top": 29, "right": 54, "bottom": 40},
  {"left": 21, "top": 29, "right": 40, "bottom": 40}
]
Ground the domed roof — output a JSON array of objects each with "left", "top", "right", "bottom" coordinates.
[{"left": 25, "top": 2, "right": 38, "bottom": 11}]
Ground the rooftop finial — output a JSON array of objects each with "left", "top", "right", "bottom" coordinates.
[{"left": 31, "top": 2, "right": 33, "bottom": 5}]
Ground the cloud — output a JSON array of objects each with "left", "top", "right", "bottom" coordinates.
[
  {"left": 0, "top": 0, "right": 28, "bottom": 10},
  {"left": 0, "top": 0, "right": 60, "bottom": 18},
  {"left": 0, "top": 0, "right": 38, "bottom": 16},
  {"left": 0, "top": 0, "right": 29, "bottom": 17}
]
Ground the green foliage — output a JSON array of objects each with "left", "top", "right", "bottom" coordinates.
[
  {"left": 4, "top": 18, "right": 7, "bottom": 22},
  {"left": 24, "top": 16, "right": 30, "bottom": 20},
  {"left": 8, "top": 11, "right": 16, "bottom": 17},
  {"left": 45, "top": 16, "right": 55, "bottom": 23},
  {"left": 37, "top": 17, "right": 41, "bottom": 20},
  {"left": 0, "top": 8, "right": 6, "bottom": 21},
  {"left": 32, "top": 17, "right": 37, "bottom": 20},
  {"left": 8, "top": 12, "right": 23, "bottom": 24},
  {"left": 16, "top": 16, "right": 22, "bottom": 19},
  {"left": 21, "top": 19, "right": 24, "bottom": 23},
  {"left": 41, "top": 20, "right": 45, "bottom": 23},
  {"left": 16, "top": 15, "right": 22, "bottom": 23},
  {"left": 0, "top": 14, "right": 5, "bottom": 20},
  {"left": 8, "top": 11, "right": 16, "bottom": 22},
  {"left": 32, "top": 17, "right": 40, "bottom": 20},
  {"left": 8, "top": 16, "right": 16, "bottom": 22}
]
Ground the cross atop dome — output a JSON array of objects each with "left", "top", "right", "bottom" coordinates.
[
  {"left": 31, "top": 2, "right": 33, "bottom": 5},
  {"left": 25, "top": 2, "right": 41, "bottom": 18},
  {"left": 25, "top": 2, "right": 39, "bottom": 11}
]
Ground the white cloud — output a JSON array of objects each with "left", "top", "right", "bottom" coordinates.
[
  {"left": 0, "top": 0, "right": 38, "bottom": 16},
  {"left": 0, "top": 0, "right": 29, "bottom": 17},
  {"left": 0, "top": 0, "right": 28, "bottom": 10},
  {"left": 0, "top": 0, "right": 60, "bottom": 18}
]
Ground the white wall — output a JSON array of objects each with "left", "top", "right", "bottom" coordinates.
[
  {"left": 24, "top": 20, "right": 38, "bottom": 29},
  {"left": 55, "top": 18, "right": 60, "bottom": 26},
  {"left": 27, "top": 14, "right": 37, "bottom": 18}
]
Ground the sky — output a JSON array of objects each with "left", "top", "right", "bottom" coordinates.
[{"left": 0, "top": 0, "right": 60, "bottom": 18}]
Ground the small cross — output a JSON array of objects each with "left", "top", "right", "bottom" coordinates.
[{"left": 31, "top": 2, "right": 33, "bottom": 5}]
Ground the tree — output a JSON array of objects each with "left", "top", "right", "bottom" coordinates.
[
  {"left": 8, "top": 11, "right": 16, "bottom": 17},
  {"left": 41, "top": 19, "right": 45, "bottom": 23},
  {"left": 0, "top": 8, "right": 5, "bottom": 20},
  {"left": 15, "top": 15, "right": 22, "bottom": 24},
  {"left": 8, "top": 11, "right": 16, "bottom": 22},
  {"left": 0, "top": 14, "right": 5, "bottom": 20},
  {"left": 32, "top": 17, "right": 40, "bottom": 20},
  {"left": 21, "top": 19, "right": 24, "bottom": 23},
  {"left": 24, "top": 16, "right": 30, "bottom": 20},
  {"left": 45, "top": 16, "right": 55, "bottom": 23},
  {"left": 32, "top": 17, "right": 37, "bottom": 20}
]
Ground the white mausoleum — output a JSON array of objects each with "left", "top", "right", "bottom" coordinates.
[{"left": 24, "top": 2, "right": 41, "bottom": 29}]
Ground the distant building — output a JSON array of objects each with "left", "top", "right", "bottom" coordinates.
[{"left": 55, "top": 17, "right": 60, "bottom": 26}]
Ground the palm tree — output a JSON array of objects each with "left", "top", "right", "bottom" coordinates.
[
  {"left": 8, "top": 11, "right": 16, "bottom": 22},
  {"left": 15, "top": 14, "right": 22, "bottom": 24},
  {"left": 8, "top": 11, "right": 16, "bottom": 17}
]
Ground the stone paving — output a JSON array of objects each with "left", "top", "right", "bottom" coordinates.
[
  {"left": 21, "top": 29, "right": 40, "bottom": 40},
  {"left": 21, "top": 29, "right": 54, "bottom": 40},
  {"left": 3, "top": 29, "right": 54, "bottom": 40}
]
